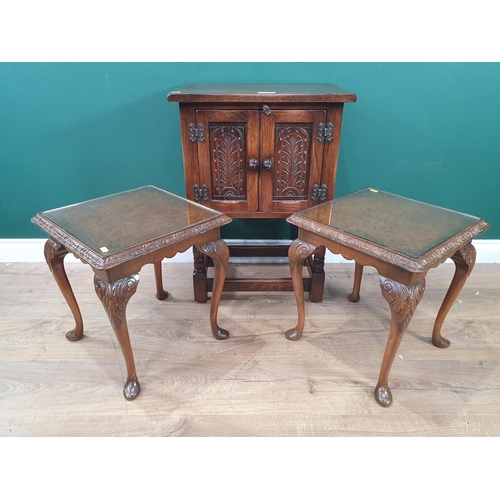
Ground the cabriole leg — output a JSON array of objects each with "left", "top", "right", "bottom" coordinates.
[
  {"left": 196, "top": 240, "right": 230, "bottom": 340},
  {"left": 432, "top": 243, "right": 476, "bottom": 348},
  {"left": 94, "top": 274, "right": 140, "bottom": 400},
  {"left": 285, "top": 239, "right": 317, "bottom": 341},
  {"left": 375, "top": 276, "right": 426, "bottom": 407},
  {"left": 44, "top": 239, "right": 84, "bottom": 341}
]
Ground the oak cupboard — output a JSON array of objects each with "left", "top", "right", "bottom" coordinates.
[{"left": 168, "top": 84, "right": 356, "bottom": 302}]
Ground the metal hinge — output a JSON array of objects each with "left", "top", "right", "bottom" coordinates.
[
  {"left": 311, "top": 184, "right": 328, "bottom": 203},
  {"left": 188, "top": 123, "right": 205, "bottom": 143},
  {"left": 193, "top": 184, "right": 209, "bottom": 202},
  {"left": 317, "top": 122, "right": 334, "bottom": 143}
]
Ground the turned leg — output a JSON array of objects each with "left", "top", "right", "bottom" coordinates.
[
  {"left": 153, "top": 261, "right": 169, "bottom": 300},
  {"left": 432, "top": 243, "right": 476, "bottom": 348},
  {"left": 375, "top": 277, "right": 426, "bottom": 407},
  {"left": 196, "top": 240, "right": 230, "bottom": 340},
  {"left": 285, "top": 239, "right": 317, "bottom": 341},
  {"left": 193, "top": 246, "right": 208, "bottom": 303},
  {"left": 94, "top": 274, "right": 140, "bottom": 400},
  {"left": 348, "top": 262, "right": 364, "bottom": 303},
  {"left": 44, "top": 239, "right": 84, "bottom": 341},
  {"left": 309, "top": 246, "right": 326, "bottom": 303}
]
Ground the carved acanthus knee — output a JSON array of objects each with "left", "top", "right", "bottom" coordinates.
[
  {"left": 380, "top": 277, "right": 426, "bottom": 331},
  {"left": 451, "top": 243, "right": 476, "bottom": 277},
  {"left": 94, "top": 275, "right": 140, "bottom": 328},
  {"left": 44, "top": 239, "right": 67, "bottom": 270},
  {"left": 288, "top": 239, "right": 317, "bottom": 271},
  {"left": 196, "top": 239, "right": 230, "bottom": 268}
]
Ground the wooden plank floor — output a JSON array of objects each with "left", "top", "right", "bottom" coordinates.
[{"left": 1, "top": 259, "right": 499, "bottom": 437}]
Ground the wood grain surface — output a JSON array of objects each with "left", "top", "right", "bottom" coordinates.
[{"left": 1, "top": 260, "right": 499, "bottom": 436}]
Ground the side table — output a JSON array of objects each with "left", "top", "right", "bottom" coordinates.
[
  {"left": 32, "top": 185, "right": 232, "bottom": 400},
  {"left": 285, "top": 188, "right": 490, "bottom": 407}
]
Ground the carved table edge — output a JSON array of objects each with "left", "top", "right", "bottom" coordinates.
[
  {"left": 31, "top": 213, "right": 232, "bottom": 270},
  {"left": 286, "top": 215, "right": 490, "bottom": 273}
]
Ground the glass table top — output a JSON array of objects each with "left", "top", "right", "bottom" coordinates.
[
  {"left": 37, "top": 185, "right": 227, "bottom": 257},
  {"left": 294, "top": 188, "right": 483, "bottom": 259}
]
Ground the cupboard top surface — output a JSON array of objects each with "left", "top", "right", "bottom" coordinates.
[{"left": 167, "top": 84, "right": 357, "bottom": 103}]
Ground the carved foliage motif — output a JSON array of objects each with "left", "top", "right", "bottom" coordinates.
[
  {"left": 288, "top": 239, "right": 317, "bottom": 272},
  {"left": 94, "top": 274, "right": 139, "bottom": 329},
  {"left": 210, "top": 125, "right": 246, "bottom": 199},
  {"left": 380, "top": 277, "right": 426, "bottom": 331},
  {"left": 44, "top": 239, "right": 63, "bottom": 272},
  {"left": 196, "top": 239, "right": 230, "bottom": 268},
  {"left": 274, "top": 126, "right": 311, "bottom": 199},
  {"left": 452, "top": 243, "right": 476, "bottom": 277}
]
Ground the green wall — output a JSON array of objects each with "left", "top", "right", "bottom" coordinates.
[{"left": 1, "top": 63, "right": 498, "bottom": 240}]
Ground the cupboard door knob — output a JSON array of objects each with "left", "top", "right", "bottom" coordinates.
[
  {"left": 247, "top": 158, "right": 259, "bottom": 170},
  {"left": 262, "top": 159, "right": 272, "bottom": 171}
]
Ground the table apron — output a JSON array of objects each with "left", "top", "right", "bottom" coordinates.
[
  {"left": 91, "top": 228, "right": 222, "bottom": 284},
  {"left": 297, "top": 228, "right": 427, "bottom": 286}
]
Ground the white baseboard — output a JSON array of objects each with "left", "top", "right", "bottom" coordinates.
[{"left": 1, "top": 238, "right": 499, "bottom": 264}]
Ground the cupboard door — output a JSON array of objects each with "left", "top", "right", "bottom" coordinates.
[
  {"left": 260, "top": 110, "right": 326, "bottom": 213},
  {"left": 195, "top": 110, "right": 259, "bottom": 213}
]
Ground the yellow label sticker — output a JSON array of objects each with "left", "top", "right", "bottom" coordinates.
[
  {"left": 476, "top": 291, "right": 480, "bottom": 295},
  {"left": 370, "top": 188, "right": 379, "bottom": 193},
  {"left": 100, "top": 247, "right": 109, "bottom": 253}
]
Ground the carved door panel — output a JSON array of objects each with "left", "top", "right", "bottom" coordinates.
[
  {"left": 196, "top": 110, "right": 259, "bottom": 213},
  {"left": 260, "top": 110, "right": 326, "bottom": 213}
]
